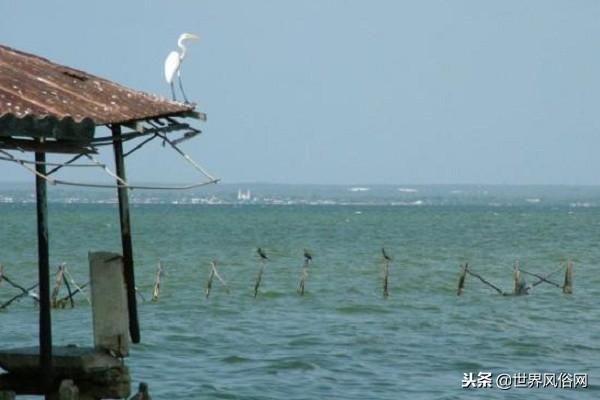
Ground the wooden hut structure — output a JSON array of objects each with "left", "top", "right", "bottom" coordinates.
[{"left": 0, "top": 44, "right": 215, "bottom": 398}]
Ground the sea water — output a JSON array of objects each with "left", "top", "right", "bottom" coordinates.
[{"left": 1, "top": 184, "right": 599, "bottom": 399}]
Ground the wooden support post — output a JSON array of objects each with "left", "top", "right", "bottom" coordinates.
[
  {"left": 35, "top": 149, "right": 52, "bottom": 398},
  {"left": 111, "top": 124, "right": 140, "bottom": 344}
]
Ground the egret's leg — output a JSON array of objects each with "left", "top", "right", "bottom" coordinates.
[
  {"left": 170, "top": 82, "right": 177, "bottom": 101},
  {"left": 178, "top": 72, "right": 189, "bottom": 103}
]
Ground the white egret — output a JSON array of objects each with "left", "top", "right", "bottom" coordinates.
[{"left": 164, "top": 33, "right": 199, "bottom": 103}]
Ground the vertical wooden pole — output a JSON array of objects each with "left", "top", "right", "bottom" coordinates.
[
  {"left": 35, "top": 150, "right": 52, "bottom": 398},
  {"left": 457, "top": 263, "right": 467, "bottom": 296},
  {"left": 563, "top": 261, "right": 573, "bottom": 294},
  {"left": 112, "top": 124, "right": 141, "bottom": 343},
  {"left": 383, "top": 260, "right": 389, "bottom": 299}
]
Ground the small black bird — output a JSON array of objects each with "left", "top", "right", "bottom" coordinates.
[
  {"left": 257, "top": 247, "right": 269, "bottom": 260},
  {"left": 303, "top": 249, "right": 313, "bottom": 263},
  {"left": 382, "top": 247, "right": 392, "bottom": 262}
]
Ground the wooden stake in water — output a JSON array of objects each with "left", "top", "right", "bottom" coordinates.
[
  {"left": 63, "top": 269, "right": 91, "bottom": 305},
  {"left": 254, "top": 248, "right": 269, "bottom": 298},
  {"left": 206, "top": 265, "right": 215, "bottom": 299},
  {"left": 513, "top": 259, "right": 533, "bottom": 295},
  {"left": 55, "top": 281, "right": 88, "bottom": 308},
  {"left": 298, "top": 267, "right": 308, "bottom": 296},
  {"left": 298, "top": 249, "right": 312, "bottom": 296},
  {"left": 151, "top": 260, "right": 163, "bottom": 302},
  {"left": 61, "top": 266, "right": 75, "bottom": 308},
  {"left": 206, "top": 260, "right": 229, "bottom": 299},
  {"left": 513, "top": 259, "right": 521, "bottom": 294},
  {"left": 457, "top": 263, "right": 468, "bottom": 296},
  {"left": 382, "top": 248, "right": 392, "bottom": 299},
  {"left": 254, "top": 265, "right": 264, "bottom": 298},
  {"left": 563, "top": 260, "right": 573, "bottom": 294},
  {"left": 51, "top": 263, "right": 65, "bottom": 308}
]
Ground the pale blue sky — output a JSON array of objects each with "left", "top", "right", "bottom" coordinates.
[{"left": 2, "top": 1, "right": 600, "bottom": 185}]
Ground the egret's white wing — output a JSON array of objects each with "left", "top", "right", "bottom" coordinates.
[{"left": 164, "top": 51, "right": 180, "bottom": 84}]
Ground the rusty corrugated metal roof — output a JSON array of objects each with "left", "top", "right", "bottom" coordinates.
[{"left": 0, "top": 44, "right": 195, "bottom": 141}]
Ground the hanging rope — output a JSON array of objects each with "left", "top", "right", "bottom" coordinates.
[
  {"left": 83, "top": 153, "right": 128, "bottom": 187},
  {"left": 156, "top": 132, "right": 218, "bottom": 183},
  {"left": 0, "top": 152, "right": 96, "bottom": 169}
]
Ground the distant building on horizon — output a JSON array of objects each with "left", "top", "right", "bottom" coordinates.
[{"left": 237, "top": 189, "right": 251, "bottom": 201}]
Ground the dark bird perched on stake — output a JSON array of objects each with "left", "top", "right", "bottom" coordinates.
[
  {"left": 129, "top": 382, "right": 151, "bottom": 400},
  {"left": 382, "top": 247, "right": 392, "bottom": 262},
  {"left": 257, "top": 247, "right": 269, "bottom": 261},
  {"left": 381, "top": 248, "right": 392, "bottom": 298},
  {"left": 304, "top": 249, "right": 313, "bottom": 264},
  {"left": 298, "top": 249, "right": 313, "bottom": 296},
  {"left": 254, "top": 248, "right": 269, "bottom": 297}
]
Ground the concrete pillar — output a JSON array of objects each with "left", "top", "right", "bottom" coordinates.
[{"left": 89, "top": 252, "right": 129, "bottom": 357}]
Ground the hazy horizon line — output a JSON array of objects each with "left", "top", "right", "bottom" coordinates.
[{"left": 1, "top": 181, "right": 600, "bottom": 188}]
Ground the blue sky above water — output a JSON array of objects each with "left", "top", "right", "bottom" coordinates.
[{"left": 2, "top": 1, "right": 600, "bottom": 185}]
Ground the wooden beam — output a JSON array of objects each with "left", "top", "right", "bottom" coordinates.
[
  {"left": 111, "top": 124, "right": 140, "bottom": 344},
  {"left": 0, "top": 137, "right": 96, "bottom": 154},
  {"left": 34, "top": 148, "right": 52, "bottom": 399},
  {"left": 182, "top": 110, "right": 207, "bottom": 121}
]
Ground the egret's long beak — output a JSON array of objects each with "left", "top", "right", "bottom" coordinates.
[{"left": 187, "top": 33, "right": 199, "bottom": 41}]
